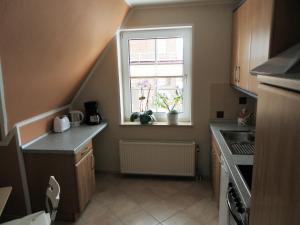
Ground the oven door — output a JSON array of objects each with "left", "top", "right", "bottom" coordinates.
[{"left": 226, "top": 186, "right": 248, "bottom": 225}]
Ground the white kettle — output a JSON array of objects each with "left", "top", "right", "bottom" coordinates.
[
  {"left": 53, "top": 116, "right": 70, "bottom": 133},
  {"left": 69, "top": 110, "right": 84, "bottom": 127}
]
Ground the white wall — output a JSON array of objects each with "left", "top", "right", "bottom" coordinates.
[{"left": 73, "top": 3, "right": 255, "bottom": 179}]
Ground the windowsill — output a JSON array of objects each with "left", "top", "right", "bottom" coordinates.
[{"left": 120, "top": 121, "right": 193, "bottom": 127}]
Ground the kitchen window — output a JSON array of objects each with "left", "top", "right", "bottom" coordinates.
[{"left": 117, "top": 27, "right": 192, "bottom": 124}]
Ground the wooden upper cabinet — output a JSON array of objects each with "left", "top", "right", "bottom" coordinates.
[
  {"left": 248, "top": 0, "right": 274, "bottom": 94},
  {"left": 231, "top": 0, "right": 300, "bottom": 95},
  {"left": 231, "top": 11, "right": 239, "bottom": 86},
  {"left": 236, "top": 0, "right": 251, "bottom": 91},
  {"left": 231, "top": 0, "right": 252, "bottom": 91}
]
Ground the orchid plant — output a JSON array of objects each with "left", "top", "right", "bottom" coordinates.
[
  {"left": 137, "top": 80, "right": 151, "bottom": 112},
  {"left": 130, "top": 79, "right": 155, "bottom": 124},
  {"left": 155, "top": 88, "right": 183, "bottom": 113}
]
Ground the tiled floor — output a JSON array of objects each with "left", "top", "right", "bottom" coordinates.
[{"left": 56, "top": 174, "right": 219, "bottom": 225}]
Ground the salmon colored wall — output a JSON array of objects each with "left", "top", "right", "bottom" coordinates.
[
  {"left": 19, "top": 109, "right": 68, "bottom": 145},
  {"left": 0, "top": 0, "right": 129, "bottom": 130}
]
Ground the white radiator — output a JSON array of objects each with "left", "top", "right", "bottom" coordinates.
[{"left": 119, "top": 140, "right": 196, "bottom": 177}]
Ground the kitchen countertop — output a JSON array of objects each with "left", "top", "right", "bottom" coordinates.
[
  {"left": 23, "top": 122, "right": 108, "bottom": 154},
  {"left": 210, "top": 121, "right": 255, "bottom": 207}
]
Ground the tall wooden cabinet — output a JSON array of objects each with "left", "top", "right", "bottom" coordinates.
[
  {"left": 250, "top": 84, "right": 300, "bottom": 225},
  {"left": 231, "top": 0, "right": 300, "bottom": 95}
]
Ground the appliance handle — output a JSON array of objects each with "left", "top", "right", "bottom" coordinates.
[
  {"left": 79, "top": 111, "right": 85, "bottom": 122},
  {"left": 226, "top": 191, "right": 244, "bottom": 225}
]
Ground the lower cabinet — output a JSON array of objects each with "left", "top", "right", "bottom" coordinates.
[
  {"left": 24, "top": 141, "right": 95, "bottom": 221},
  {"left": 211, "top": 135, "right": 221, "bottom": 203},
  {"left": 75, "top": 150, "right": 95, "bottom": 212}
]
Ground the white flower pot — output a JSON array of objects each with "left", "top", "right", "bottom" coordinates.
[{"left": 167, "top": 112, "right": 178, "bottom": 125}]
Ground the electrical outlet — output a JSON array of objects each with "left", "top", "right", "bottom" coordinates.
[
  {"left": 239, "top": 97, "right": 247, "bottom": 104},
  {"left": 216, "top": 111, "right": 224, "bottom": 118}
]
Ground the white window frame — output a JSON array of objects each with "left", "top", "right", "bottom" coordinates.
[{"left": 117, "top": 26, "right": 193, "bottom": 123}]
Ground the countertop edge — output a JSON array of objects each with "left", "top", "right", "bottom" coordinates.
[
  {"left": 210, "top": 122, "right": 253, "bottom": 207},
  {"left": 22, "top": 122, "right": 108, "bottom": 154}
]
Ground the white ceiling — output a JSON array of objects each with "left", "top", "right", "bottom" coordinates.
[{"left": 125, "top": 0, "right": 237, "bottom": 7}]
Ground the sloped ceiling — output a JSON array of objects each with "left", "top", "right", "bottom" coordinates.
[
  {"left": 0, "top": 0, "right": 129, "bottom": 129},
  {"left": 126, "top": 0, "right": 237, "bottom": 6}
]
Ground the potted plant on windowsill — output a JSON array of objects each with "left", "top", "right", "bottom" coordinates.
[
  {"left": 155, "top": 90, "right": 182, "bottom": 125},
  {"left": 130, "top": 80, "right": 156, "bottom": 125}
]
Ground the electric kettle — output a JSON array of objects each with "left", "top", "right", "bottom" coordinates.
[{"left": 68, "top": 110, "right": 84, "bottom": 127}]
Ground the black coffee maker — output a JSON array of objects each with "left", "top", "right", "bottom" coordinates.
[{"left": 84, "top": 101, "right": 103, "bottom": 125}]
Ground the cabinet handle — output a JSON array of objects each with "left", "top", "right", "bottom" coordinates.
[
  {"left": 237, "top": 66, "right": 241, "bottom": 82},
  {"left": 91, "top": 154, "right": 95, "bottom": 170},
  {"left": 234, "top": 66, "right": 238, "bottom": 82},
  {"left": 81, "top": 146, "right": 90, "bottom": 156}
]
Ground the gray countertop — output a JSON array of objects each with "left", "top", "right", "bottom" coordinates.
[
  {"left": 22, "top": 122, "right": 108, "bottom": 154},
  {"left": 210, "top": 121, "right": 255, "bottom": 207}
]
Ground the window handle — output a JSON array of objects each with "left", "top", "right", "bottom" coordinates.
[{"left": 183, "top": 74, "right": 188, "bottom": 83}]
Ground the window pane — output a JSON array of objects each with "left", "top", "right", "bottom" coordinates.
[
  {"left": 130, "top": 64, "right": 183, "bottom": 77},
  {"left": 157, "top": 78, "right": 183, "bottom": 90},
  {"left": 130, "top": 78, "right": 156, "bottom": 90},
  {"left": 130, "top": 78, "right": 183, "bottom": 113},
  {"left": 129, "top": 39, "right": 155, "bottom": 63},
  {"left": 131, "top": 89, "right": 156, "bottom": 113},
  {"left": 156, "top": 64, "right": 183, "bottom": 76},
  {"left": 130, "top": 65, "right": 155, "bottom": 77},
  {"left": 157, "top": 38, "right": 183, "bottom": 62}
]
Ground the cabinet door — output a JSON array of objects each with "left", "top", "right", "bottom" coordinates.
[
  {"left": 211, "top": 136, "right": 221, "bottom": 203},
  {"left": 250, "top": 84, "right": 300, "bottom": 225},
  {"left": 249, "top": 0, "right": 274, "bottom": 94},
  {"left": 75, "top": 150, "right": 95, "bottom": 212},
  {"left": 236, "top": 0, "right": 251, "bottom": 90},
  {"left": 231, "top": 10, "right": 239, "bottom": 86}
]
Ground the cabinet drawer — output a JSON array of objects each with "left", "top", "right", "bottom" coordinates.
[{"left": 75, "top": 141, "right": 93, "bottom": 163}]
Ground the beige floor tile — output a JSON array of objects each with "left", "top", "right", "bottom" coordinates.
[
  {"left": 75, "top": 200, "right": 123, "bottom": 225},
  {"left": 120, "top": 209, "right": 159, "bottom": 225},
  {"left": 166, "top": 191, "right": 200, "bottom": 211},
  {"left": 128, "top": 189, "right": 161, "bottom": 206},
  {"left": 142, "top": 199, "right": 181, "bottom": 222},
  {"left": 183, "top": 197, "right": 218, "bottom": 225},
  {"left": 107, "top": 194, "right": 141, "bottom": 218},
  {"left": 207, "top": 218, "right": 219, "bottom": 225},
  {"left": 182, "top": 181, "right": 213, "bottom": 200},
  {"left": 147, "top": 181, "right": 181, "bottom": 199},
  {"left": 93, "top": 187, "right": 126, "bottom": 207},
  {"left": 162, "top": 212, "right": 204, "bottom": 225},
  {"left": 117, "top": 179, "right": 148, "bottom": 195},
  {"left": 55, "top": 221, "right": 85, "bottom": 225}
]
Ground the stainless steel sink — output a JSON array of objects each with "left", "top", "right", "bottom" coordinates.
[{"left": 220, "top": 130, "right": 255, "bottom": 155}]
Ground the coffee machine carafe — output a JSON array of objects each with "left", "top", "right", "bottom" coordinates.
[{"left": 84, "top": 101, "right": 103, "bottom": 125}]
